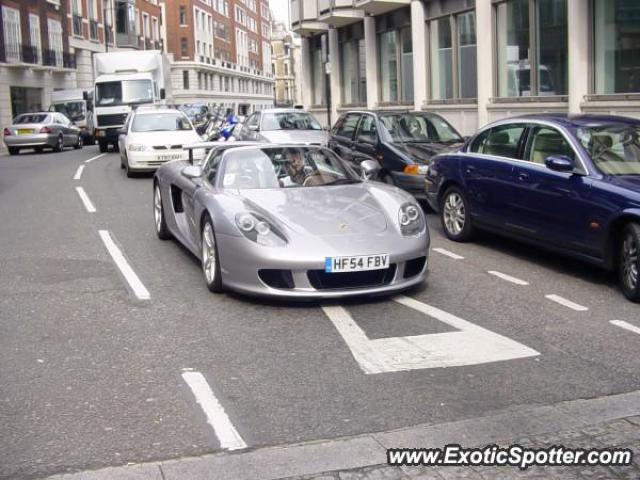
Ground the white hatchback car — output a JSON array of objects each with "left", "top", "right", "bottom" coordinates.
[{"left": 118, "top": 106, "right": 204, "bottom": 177}]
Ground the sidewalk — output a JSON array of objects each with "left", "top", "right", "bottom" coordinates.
[{"left": 46, "top": 390, "right": 640, "bottom": 480}]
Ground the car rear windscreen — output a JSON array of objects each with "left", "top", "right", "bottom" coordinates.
[{"left": 14, "top": 114, "right": 49, "bottom": 124}]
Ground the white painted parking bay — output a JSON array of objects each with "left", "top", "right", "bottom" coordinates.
[{"left": 321, "top": 296, "right": 539, "bottom": 374}]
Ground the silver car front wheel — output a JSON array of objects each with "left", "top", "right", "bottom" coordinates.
[{"left": 202, "top": 218, "right": 223, "bottom": 293}]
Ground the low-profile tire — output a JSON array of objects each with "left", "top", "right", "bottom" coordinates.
[
  {"left": 113, "top": 143, "right": 120, "bottom": 153},
  {"left": 53, "top": 135, "right": 64, "bottom": 152},
  {"left": 124, "top": 153, "right": 135, "bottom": 178},
  {"left": 440, "top": 186, "right": 474, "bottom": 242},
  {"left": 73, "top": 134, "right": 83, "bottom": 149},
  {"left": 201, "top": 216, "right": 224, "bottom": 293},
  {"left": 8, "top": 147, "right": 19, "bottom": 155},
  {"left": 153, "top": 182, "right": 171, "bottom": 240},
  {"left": 98, "top": 141, "right": 108, "bottom": 153},
  {"left": 619, "top": 222, "right": 640, "bottom": 302}
]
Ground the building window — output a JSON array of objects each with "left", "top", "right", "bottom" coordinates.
[
  {"left": 2, "top": 6, "right": 21, "bottom": 62},
  {"left": 183, "top": 70, "right": 189, "bottom": 89},
  {"left": 29, "top": 14, "right": 42, "bottom": 64},
  {"left": 379, "top": 30, "right": 398, "bottom": 103},
  {"left": 496, "top": 0, "right": 567, "bottom": 97},
  {"left": 48, "top": 18, "right": 63, "bottom": 67},
  {"left": 400, "top": 27, "right": 413, "bottom": 103},
  {"left": 429, "top": 10, "right": 477, "bottom": 100},
  {"left": 311, "top": 35, "right": 327, "bottom": 106},
  {"left": 179, "top": 6, "right": 187, "bottom": 25},
  {"left": 594, "top": 0, "right": 640, "bottom": 94},
  {"left": 181, "top": 37, "right": 188, "bottom": 57},
  {"left": 340, "top": 39, "right": 367, "bottom": 106}
]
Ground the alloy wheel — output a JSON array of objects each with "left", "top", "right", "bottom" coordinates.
[
  {"left": 154, "top": 185, "right": 162, "bottom": 233},
  {"left": 202, "top": 222, "right": 216, "bottom": 284},
  {"left": 622, "top": 232, "right": 639, "bottom": 292},
  {"left": 443, "top": 192, "right": 465, "bottom": 236}
]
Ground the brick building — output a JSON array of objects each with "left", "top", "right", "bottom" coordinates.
[{"left": 165, "top": 0, "right": 274, "bottom": 115}]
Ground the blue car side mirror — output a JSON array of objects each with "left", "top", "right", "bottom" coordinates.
[{"left": 545, "top": 155, "right": 575, "bottom": 173}]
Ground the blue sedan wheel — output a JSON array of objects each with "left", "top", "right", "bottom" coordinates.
[
  {"left": 441, "top": 187, "right": 474, "bottom": 241},
  {"left": 620, "top": 223, "right": 640, "bottom": 302}
]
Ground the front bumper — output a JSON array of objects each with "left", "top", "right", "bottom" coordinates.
[
  {"left": 391, "top": 171, "right": 427, "bottom": 200},
  {"left": 215, "top": 232, "right": 430, "bottom": 299},
  {"left": 4, "top": 133, "right": 57, "bottom": 148}
]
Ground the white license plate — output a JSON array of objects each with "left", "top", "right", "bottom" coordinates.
[
  {"left": 158, "top": 154, "right": 182, "bottom": 161},
  {"left": 325, "top": 254, "right": 389, "bottom": 273}
]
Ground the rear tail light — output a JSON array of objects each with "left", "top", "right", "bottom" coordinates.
[
  {"left": 3, "top": 128, "right": 11, "bottom": 136},
  {"left": 39, "top": 126, "right": 52, "bottom": 134}
]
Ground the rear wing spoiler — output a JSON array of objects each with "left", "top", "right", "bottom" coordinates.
[{"left": 182, "top": 141, "right": 263, "bottom": 164}]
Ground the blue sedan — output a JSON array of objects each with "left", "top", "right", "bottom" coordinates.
[{"left": 425, "top": 114, "right": 640, "bottom": 302}]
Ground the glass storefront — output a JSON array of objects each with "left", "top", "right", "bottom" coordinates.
[
  {"left": 339, "top": 25, "right": 367, "bottom": 106},
  {"left": 594, "top": 0, "right": 640, "bottom": 94}
]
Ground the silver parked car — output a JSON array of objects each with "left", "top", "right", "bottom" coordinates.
[
  {"left": 153, "top": 144, "right": 429, "bottom": 298},
  {"left": 236, "top": 109, "right": 328, "bottom": 145},
  {"left": 3, "top": 112, "right": 82, "bottom": 155}
]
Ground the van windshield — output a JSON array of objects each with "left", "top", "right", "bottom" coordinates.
[
  {"left": 96, "top": 80, "right": 153, "bottom": 106},
  {"left": 52, "top": 101, "right": 85, "bottom": 121}
]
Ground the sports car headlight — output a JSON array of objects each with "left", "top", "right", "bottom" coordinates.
[
  {"left": 128, "top": 143, "right": 149, "bottom": 152},
  {"left": 235, "top": 212, "right": 287, "bottom": 247},
  {"left": 399, "top": 203, "right": 425, "bottom": 236}
]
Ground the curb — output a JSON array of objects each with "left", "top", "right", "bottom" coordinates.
[{"left": 44, "top": 389, "right": 640, "bottom": 480}]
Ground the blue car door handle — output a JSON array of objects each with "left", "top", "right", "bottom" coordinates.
[
  {"left": 465, "top": 166, "right": 476, "bottom": 174},
  {"left": 517, "top": 172, "right": 530, "bottom": 181}
]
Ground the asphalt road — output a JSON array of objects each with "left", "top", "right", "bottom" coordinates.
[{"left": 1, "top": 146, "right": 639, "bottom": 479}]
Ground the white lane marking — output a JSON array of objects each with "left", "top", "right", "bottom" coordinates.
[
  {"left": 610, "top": 320, "right": 640, "bottom": 336},
  {"left": 181, "top": 371, "right": 247, "bottom": 451},
  {"left": 73, "top": 164, "right": 85, "bottom": 180},
  {"left": 75, "top": 186, "right": 96, "bottom": 213},
  {"left": 84, "top": 153, "right": 107, "bottom": 163},
  {"left": 98, "top": 230, "right": 150, "bottom": 300},
  {"left": 488, "top": 270, "right": 529, "bottom": 286},
  {"left": 433, "top": 248, "right": 464, "bottom": 260},
  {"left": 321, "top": 296, "right": 539, "bottom": 374},
  {"left": 545, "top": 294, "right": 589, "bottom": 312}
]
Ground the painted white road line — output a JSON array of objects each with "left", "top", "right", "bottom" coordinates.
[
  {"left": 321, "top": 296, "right": 539, "bottom": 374},
  {"left": 98, "top": 230, "right": 150, "bottom": 300},
  {"left": 432, "top": 248, "right": 465, "bottom": 260},
  {"left": 75, "top": 186, "right": 96, "bottom": 213},
  {"left": 545, "top": 294, "right": 589, "bottom": 312},
  {"left": 181, "top": 371, "right": 247, "bottom": 451},
  {"left": 488, "top": 270, "right": 529, "bottom": 286},
  {"left": 83, "top": 153, "right": 107, "bottom": 163},
  {"left": 610, "top": 320, "right": 640, "bottom": 336},
  {"left": 73, "top": 164, "right": 85, "bottom": 180}
]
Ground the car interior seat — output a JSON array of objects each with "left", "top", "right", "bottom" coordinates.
[
  {"left": 530, "top": 132, "right": 575, "bottom": 165},
  {"left": 484, "top": 131, "right": 515, "bottom": 157}
]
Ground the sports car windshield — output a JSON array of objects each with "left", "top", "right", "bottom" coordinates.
[
  {"left": 261, "top": 112, "right": 322, "bottom": 131},
  {"left": 220, "top": 147, "right": 360, "bottom": 189},
  {"left": 131, "top": 113, "right": 193, "bottom": 132},
  {"left": 380, "top": 113, "right": 462, "bottom": 143},
  {"left": 578, "top": 126, "right": 640, "bottom": 175}
]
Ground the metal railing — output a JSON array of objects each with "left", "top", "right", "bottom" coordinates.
[{"left": 0, "top": 43, "right": 43, "bottom": 64}]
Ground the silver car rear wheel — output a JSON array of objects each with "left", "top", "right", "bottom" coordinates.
[{"left": 202, "top": 218, "right": 223, "bottom": 292}]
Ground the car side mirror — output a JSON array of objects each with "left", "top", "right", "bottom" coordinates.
[
  {"left": 360, "top": 160, "right": 381, "bottom": 179},
  {"left": 545, "top": 155, "right": 575, "bottom": 173},
  {"left": 182, "top": 165, "right": 202, "bottom": 179}
]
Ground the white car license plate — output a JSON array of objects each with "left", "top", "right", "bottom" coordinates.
[
  {"left": 325, "top": 254, "right": 389, "bottom": 273},
  {"left": 158, "top": 154, "right": 182, "bottom": 161}
]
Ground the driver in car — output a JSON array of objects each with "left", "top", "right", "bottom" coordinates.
[{"left": 284, "top": 148, "right": 308, "bottom": 185}]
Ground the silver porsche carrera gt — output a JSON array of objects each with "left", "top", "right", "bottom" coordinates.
[{"left": 153, "top": 144, "right": 430, "bottom": 298}]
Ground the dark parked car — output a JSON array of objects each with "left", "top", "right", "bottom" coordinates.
[
  {"left": 425, "top": 114, "right": 640, "bottom": 301},
  {"left": 328, "top": 111, "right": 464, "bottom": 199}
]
